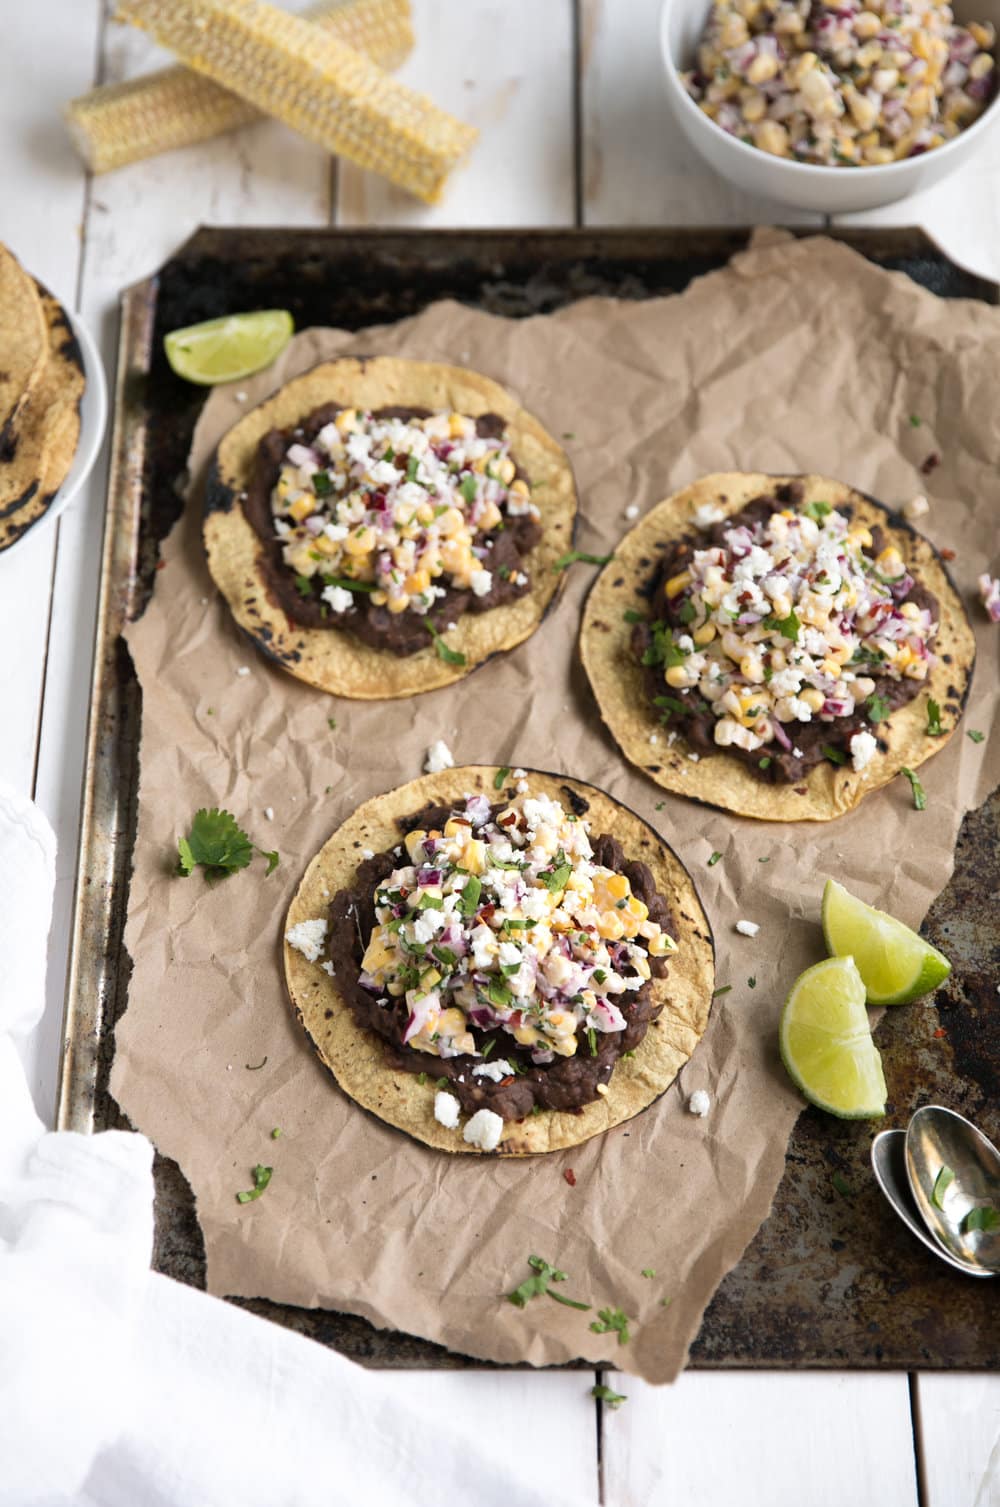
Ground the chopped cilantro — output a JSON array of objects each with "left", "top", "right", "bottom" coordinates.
[
  {"left": 821, "top": 744, "right": 847, "bottom": 766},
  {"left": 748, "top": 976, "right": 756, "bottom": 989},
  {"left": 497, "top": 564, "right": 511, "bottom": 580},
  {"left": 932, "top": 1165, "right": 954, "bottom": 1209},
  {"left": 654, "top": 694, "right": 690, "bottom": 717},
  {"left": 506, "top": 1256, "right": 591, "bottom": 1311},
  {"left": 327, "top": 715, "right": 337, "bottom": 729},
  {"left": 417, "top": 893, "right": 444, "bottom": 910},
  {"left": 312, "top": 469, "right": 333, "bottom": 496},
  {"left": 962, "top": 1205, "right": 1000, "bottom": 1233},
  {"left": 259, "top": 848, "right": 280, "bottom": 876},
  {"left": 591, "top": 1384, "right": 627, "bottom": 1409},
  {"left": 236, "top": 1164, "right": 272, "bottom": 1205},
  {"left": 494, "top": 765, "right": 511, "bottom": 789},
  {"left": 831, "top": 1172, "right": 852, "bottom": 1197},
  {"left": 759, "top": 856, "right": 770, "bottom": 863},
  {"left": 488, "top": 852, "right": 524, "bottom": 871},
  {"left": 480, "top": 1038, "right": 496, "bottom": 1058},
  {"left": 589, "top": 1307, "right": 632, "bottom": 1345},
  {"left": 926, "top": 698, "right": 944, "bottom": 737},
  {"left": 405, "top": 453, "right": 420, "bottom": 483},
  {"left": 909, "top": 414, "right": 922, "bottom": 428},
  {"left": 712, "top": 985, "right": 732, "bottom": 998},
  {"left": 678, "top": 597, "right": 697, "bottom": 625},
  {"left": 432, "top": 944, "right": 457, "bottom": 969},
  {"left": 540, "top": 857, "right": 572, "bottom": 891},
  {"left": 423, "top": 617, "right": 466, "bottom": 666},
  {"left": 271, "top": 1127, "right": 281, "bottom": 1139},
  {"left": 587, "top": 1027, "right": 598, "bottom": 1057},
  {"left": 458, "top": 875, "right": 482, "bottom": 916},
  {"left": 967, "top": 729, "right": 985, "bottom": 744},
  {"left": 655, "top": 801, "right": 665, "bottom": 811},
  {"left": 901, "top": 767, "right": 927, "bottom": 810},
  {"left": 459, "top": 473, "right": 477, "bottom": 503},
  {"left": 623, "top": 608, "right": 645, "bottom": 624},
  {"left": 763, "top": 608, "right": 800, "bottom": 642},
  {"left": 553, "top": 550, "right": 613, "bottom": 571},
  {"left": 177, "top": 809, "right": 269, "bottom": 880},
  {"left": 487, "top": 978, "right": 513, "bottom": 1010},
  {"left": 758, "top": 756, "right": 772, "bottom": 770},
  {"left": 417, "top": 1072, "right": 427, "bottom": 1085},
  {"left": 321, "top": 575, "right": 376, "bottom": 593},
  {"left": 804, "top": 499, "right": 832, "bottom": 521},
  {"left": 294, "top": 574, "right": 313, "bottom": 598},
  {"left": 707, "top": 851, "right": 722, "bottom": 867},
  {"left": 562, "top": 431, "right": 576, "bottom": 440},
  {"left": 641, "top": 1268, "right": 656, "bottom": 1279},
  {"left": 866, "top": 693, "right": 891, "bottom": 725},
  {"left": 643, "top": 622, "right": 687, "bottom": 669},
  {"left": 660, "top": 1296, "right": 673, "bottom": 1308}
]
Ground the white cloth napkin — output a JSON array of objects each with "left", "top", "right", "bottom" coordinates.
[{"left": 0, "top": 784, "right": 588, "bottom": 1507}]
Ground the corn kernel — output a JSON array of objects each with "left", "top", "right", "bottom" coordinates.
[
  {"left": 605, "top": 873, "right": 630, "bottom": 901},
  {"left": 665, "top": 664, "right": 693, "bottom": 688},
  {"left": 665, "top": 570, "right": 692, "bottom": 598},
  {"left": 799, "top": 687, "right": 825, "bottom": 712},
  {"left": 694, "top": 621, "right": 717, "bottom": 646},
  {"left": 387, "top": 593, "right": 410, "bottom": 614},
  {"left": 289, "top": 495, "right": 315, "bottom": 522},
  {"left": 598, "top": 910, "right": 626, "bottom": 941}
]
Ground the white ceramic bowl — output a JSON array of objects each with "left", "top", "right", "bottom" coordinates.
[{"left": 660, "top": 0, "right": 1000, "bottom": 212}]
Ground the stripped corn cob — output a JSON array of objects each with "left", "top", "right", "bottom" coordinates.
[
  {"left": 65, "top": 0, "right": 413, "bottom": 174},
  {"left": 113, "top": 0, "right": 477, "bottom": 203}
]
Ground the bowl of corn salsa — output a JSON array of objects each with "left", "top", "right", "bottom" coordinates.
[{"left": 660, "top": 0, "right": 1000, "bottom": 210}]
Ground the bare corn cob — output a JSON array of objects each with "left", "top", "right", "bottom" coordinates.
[
  {"left": 113, "top": 0, "right": 477, "bottom": 203},
  {"left": 65, "top": 0, "right": 414, "bottom": 174}
]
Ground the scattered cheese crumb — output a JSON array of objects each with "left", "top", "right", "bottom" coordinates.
[
  {"left": 735, "top": 919, "right": 760, "bottom": 938},
  {"left": 850, "top": 730, "right": 878, "bottom": 773},
  {"left": 904, "top": 493, "right": 929, "bottom": 521},
  {"left": 264, "top": 807, "right": 274, "bottom": 821},
  {"left": 792, "top": 747, "right": 804, "bottom": 760},
  {"left": 596, "top": 1082, "right": 609, "bottom": 1096},
  {"left": 515, "top": 779, "right": 529, "bottom": 794},
  {"left": 236, "top": 665, "right": 250, "bottom": 677},
  {"left": 624, "top": 504, "right": 640, "bottom": 520},
  {"left": 979, "top": 573, "right": 1000, "bottom": 623},
  {"left": 463, "top": 1108, "right": 504, "bottom": 1152},
  {"left": 322, "top": 584, "right": 354, "bottom": 614},
  {"left": 470, "top": 568, "right": 493, "bottom": 598},
  {"left": 688, "top": 1089, "right": 711, "bottom": 1117},
  {"left": 472, "top": 1059, "right": 515, "bottom": 1083},
  {"left": 650, "top": 733, "right": 659, "bottom": 745},
  {"left": 285, "top": 918, "right": 328, "bottom": 962},
  {"left": 512, "top": 768, "right": 526, "bottom": 780},
  {"left": 320, "top": 960, "right": 335, "bottom": 977},
  {"left": 424, "top": 739, "right": 455, "bottom": 774},
  {"left": 434, "top": 1090, "right": 461, "bottom": 1129},
  {"left": 361, "top": 847, "right": 374, "bottom": 860},
  {"left": 688, "top": 752, "right": 700, "bottom": 763},
  {"left": 235, "top": 391, "right": 248, "bottom": 403},
  {"left": 693, "top": 502, "right": 724, "bottom": 528}
]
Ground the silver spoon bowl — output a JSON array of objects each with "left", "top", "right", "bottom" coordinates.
[
  {"left": 870, "top": 1129, "right": 991, "bottom": 1277},
  {"left": 904, "top": 1105, "right": 1000, "bottom": 1277}
]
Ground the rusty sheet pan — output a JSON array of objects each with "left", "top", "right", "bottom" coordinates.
[{"left": 57, "top": 226, "right": 1000, "bottom": 1369}]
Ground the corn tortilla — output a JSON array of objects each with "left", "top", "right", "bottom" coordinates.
[
  {"left": 204, "top": 357, "right": 577, "bottom": 699},
  {"left": 580, "top": 472, "right": 975, "bottom": 822},
  {"left": 284, "top": 767, "right": 715, "bottom": 1155},
  {"left": 0, "top": 244, "right": 47, "bottom": 447}
]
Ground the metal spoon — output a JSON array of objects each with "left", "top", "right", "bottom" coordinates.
[
  {"left": 870, "top": 1129, "right": 989, "bottom": 1277},
  {"left": 905, "top": 1105, "right": 1000, "bottom": 1277}
]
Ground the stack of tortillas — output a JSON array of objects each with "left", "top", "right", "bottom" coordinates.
[{"left": 0, "top": 243, "right": 86, "bottom": 551}]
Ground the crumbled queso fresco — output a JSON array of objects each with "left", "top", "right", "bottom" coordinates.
[
  {"left": 650, "top": 501, "right": 937, "bottom": 755},
  {"left": 424, "top": 739, "right": 455, "bottom": 774},
  {"left": 285, "top": 917, "right": 328, "bottom": 963},
  {"left": 358, "top": 790, "right": 677, "bottom": 1065},
  {"left": 271, "top": 409, "right": 537, "bottom": 618},
  {"left": 684, "top": 0, "right": 997, "bottom": 166}
]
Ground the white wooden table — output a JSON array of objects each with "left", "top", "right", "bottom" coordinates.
[{"left": 3, "top": 3, "right": 998, "bottom": 1501}]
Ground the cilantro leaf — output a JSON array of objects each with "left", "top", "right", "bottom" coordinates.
[
  {"left": 643, "top": 622, "right": 687, "bottom": 669},
  {"left": 553, "top": 550, "right": 613, "bottom": 571},
  {"left": 587, "top": 1026, "right": 598, "bottom": 1058},
  {"left": 294, "top": 574, "right": 313, "bottom": 598},
  {"left": 591, "top": 1384, "right": 627, "bottom": 1409},
  {"left": 320, "top": 575, "right": 376, "bottom": 593},
  {"left": 589, "top": 1307, "right": 632, "bottom": 1345},
  {"left": 932, "top": 1166, "right": 954, "bottom": 1209},
  {"left": 641, "top": 1268, "right": 656, "bottom": 1279},
  {"left": 901, "top": 767, "right": 927, "bottom": 810},
  {"left": 866, "top": 693, "right": 891, "bottom": 725},
  {"left": 804, "top": 499, "right": 832, "bottom": 521},
  {"left": 967, "top": 729, "right": 985, "bottom": 744},
  {"left": 909, "top": 414, "right": 922, "bottom": 428},
  {"left": 459, "top": 473, "right": 477, "bottom": 503},
  {"left": 926, "top": 698, "right": 944, "bottom": 736},
  {"left": 962, "top": 1205, "right": 1000, "bottom": 1233},
  {"left": 259, "top": 847, "right": 280, "bottom": 876},
  {"left": 821, "top": 744, "right": 847, "bottom": 766},
  {"left": 653, "top": 694, "right": 690, "bottom": 717},
  {"left": 458, "top": 875, "right": 482, "bottom": 916},
  {"left": 506, "top": 1256, "right": 591, "bottom": 1311},
  {"left": 406, "top": 453, "right": 420, "bottom": 483},
  {"left": 623, "top": 609, "right": 645, "bottom": 624},
  {"left": 712, "top": 984, "right": 732, "bottom": 997},
  {"left": 494, "top": 766, "right": 511, "bottom": 789},
  {"left": 236, "top": 1164, "right": 272, "bottom": 1204},
  {"left": 707, "top": 851, "right": 722, "bottom": 867},
  {"left": 312, "top": 470, "right": 333, "bottom": 497},
  {"left": 758, "top": 755, "right": 772, "bottom": 770},
  {"left": 763, "top": 608, "right": 801, "bottom": 642},
  {"left": 423, "top": 617, "right": 466, "bottom": 666},
  {"left": 677, "top": 597, "right": 697, "bottom": 625},
  {"left": 177, "top": 809, "right": 255, "bottom": 879},
  {"left": 831, "top": 1172, "right": 852, "bottom": 1197}
]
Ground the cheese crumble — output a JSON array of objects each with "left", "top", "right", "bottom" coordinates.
[
  {"left": 285, "top": 918, "right": 328, "bottom": 962},
  {"left": 424, "top": 739, "right": 455, "bottom": 774}
]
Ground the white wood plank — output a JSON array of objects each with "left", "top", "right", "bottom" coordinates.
[
  {"left": 831, "top": 136, "right": 1000, "bottom": 285},
  {"left": 0, "top": 0, "right": 100, "bottom": 795},
  {"left": 917, "top": 1374, "right": 1000, "bottom": 1507},
  {"left": 601, "top": 1371, "right": 918, "bottom": 1506},
  {"left": 579, "top": 0, "right": 821, "bottom": 225},
  {"left": 385, "top": 1370, "right": 598, "bottom": 1500},
  {"left": 337, "top": 0, "right": 576, "bottom": 226}
]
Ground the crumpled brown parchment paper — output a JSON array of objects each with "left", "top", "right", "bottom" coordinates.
[{"left": 112, "top": 232, "right": 999, "bottom": 1384}]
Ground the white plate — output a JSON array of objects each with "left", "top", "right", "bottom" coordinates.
[{"left": 0, "top": 302, "right": 109, "bottom": 551}]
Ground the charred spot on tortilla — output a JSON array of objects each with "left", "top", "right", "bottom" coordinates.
[
  {"left": 283, "top": 767, "right": 714, "bottom": 1155},
  {"left": 204, "top": 357, "right": 576, "bottom": 700},
  {"left": 581, "top": 473, "right": 975, "bottom": 823}
]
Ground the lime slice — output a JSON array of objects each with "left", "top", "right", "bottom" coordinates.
[
  {"left": 821, "top": 878, "right": 951, "bottom": 1005},
  {"left": 779, "top": 955, "right": 887, "bottom": 1119},
  {"left": 164, "top": 310, "right": 294, "bottom": 386}
]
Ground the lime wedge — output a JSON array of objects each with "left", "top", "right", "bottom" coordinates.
[
  {"left": 821, "top": 878, "right": 951, "bottom": 1005},
  {"left": 779, "top": 955, "right": 887, "bottom": 1119},
  {"left": 164, "top": 310, "right": 294, "bottom": 386}
]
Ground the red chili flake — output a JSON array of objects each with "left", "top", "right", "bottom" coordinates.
[
  {"left": 794, "top": 786, "right": 808, "bottom": 795},
  {"left": 156, "top": 559, "right": 167, "bottom": 570},
  {"left": 940, "top": 547, "right": 956, "bottom": 561},
  {"left": 477, "top": 902, "right": 496, "bottom": 924},
  {"left": 933, "top": 1027, "right": 947, "bottom": 1038},
  {"left": 563, "top": 1168, "right": 577, "bottom": 1187},
  {"left": 499, "top": 1076, "right": 515, "bottom": 1087},
  {"left": 920, "top": 452, "right": 941, "bottom": 476},
  {"left": 498, "top": 811, "right": 518, "bottom": 827}
]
